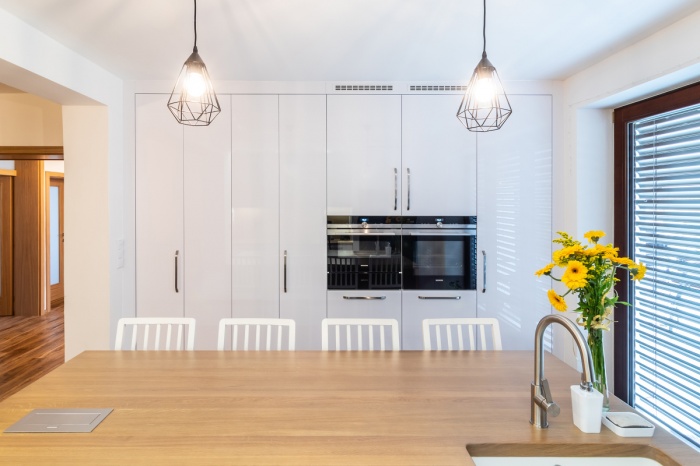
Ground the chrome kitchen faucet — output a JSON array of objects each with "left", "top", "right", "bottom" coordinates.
[{"left": 531, "top": 314, "right": 596, "bottom": 428}]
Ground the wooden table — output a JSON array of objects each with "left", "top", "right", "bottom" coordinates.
[{"left": 0, "top": 351, "right": 696, "bottom": 465}]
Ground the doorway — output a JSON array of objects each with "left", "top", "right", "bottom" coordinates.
[{"left": 47, "top": 174, "right": 64, "bottom": 307}]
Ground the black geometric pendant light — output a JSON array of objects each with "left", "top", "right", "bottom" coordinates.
[
  {"left": 168, "top": 0, "right": 221, "bottom": 126},
  {"left": 456, "top": 0, "right": 512, "bottom": 132}
]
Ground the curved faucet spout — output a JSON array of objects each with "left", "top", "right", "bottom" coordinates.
[{"left": 530, "top": 314, "right": 596, "bottom": 428}]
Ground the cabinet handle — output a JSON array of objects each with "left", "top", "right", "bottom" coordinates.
[
  {"left": 343, "top": 296, "right": 387, "bottom": 300},
  {"left": 482, "top": 250, "right": 486, "bottom": 293},
  {"left": 406, "top": 167, "right": 411, "bottom": 211},
  {"left": 283, "top": 250, "right": 288, "bottom": 293},
  {"left": 393, "top": 168, "right": 398, "bottom": 211},
  {"left": 418, "top": 296, "right": 461, "bottom": 300},
  {"left": 174, "top": 250, "right": 179, "bottom": 293}
]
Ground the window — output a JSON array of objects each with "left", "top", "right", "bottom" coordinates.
[{"left": 614, "top": 82, "right": 700, "bottom": 449}]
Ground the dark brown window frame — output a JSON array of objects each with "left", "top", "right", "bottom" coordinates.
[{"left": 613, "top": 80, "right": 700, "bottom": 403}]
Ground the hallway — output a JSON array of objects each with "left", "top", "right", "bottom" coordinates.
[{"left": 0, "top": 305, "right": 64, "bottom": 401}]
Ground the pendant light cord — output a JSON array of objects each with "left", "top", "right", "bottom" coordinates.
[
  {"left": 193, "top": 0, "right": 198, "bottom": 53},
  {"left": 482, "top": 0, "right": 486, "bottom": 55}
]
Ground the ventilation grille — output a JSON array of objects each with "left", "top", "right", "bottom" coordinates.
[
  {"left": 410, "top": 85, "right": 468, "bottom": 91},
  {"left": 335, "top": 85, "right": 393, "bottom": 91}
]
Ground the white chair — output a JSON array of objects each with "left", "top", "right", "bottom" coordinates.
[
  {"left": 114, "top": 317, "right": 196, "bottom": 350},
  {"left": 422, "top": 318, "right": 502, "bottom": 351},
  {"left": 321, "top": 318, "right": 400, "bottom": 351},
  {"left": 218, "top": 318, "right": 296, "bottom": 351}
]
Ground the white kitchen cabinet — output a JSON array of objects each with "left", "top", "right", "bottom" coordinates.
[
  {"left": 327, "top": 95, "right": 402, "bottom": 216},
  {"left": 476, "top": 94, "right": 552, "bottom": 350},
  {"left": 401, "top": 290, "right": 477, "bottom": 350},
  {"left": 231, "top": 95, "right": 280, "bottom": 319},
  {"left": 327, "top": 290, "right": 402, "bottom": 336},
  {"left": 135, "top": 94, "right": 184, "bottom": 318},
  {"left": 279, "top": 95, "right": 327, "bottom": 349},
  {"left": 183, "top": 96, "right": 232, "bottom": 349},
  {"left": 135, "top": 94, "right": 233, "bottom": 349},
  {"left": 401, "top": 95, "right": 477, "bottom": 216}
]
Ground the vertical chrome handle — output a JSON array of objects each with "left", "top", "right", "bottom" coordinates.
[
  {"left": 393, "top": 167, "right": 398, "bottom": 211},
  {"left": 175, "top": 250, "right": 179, "bottom": 293},
  {"left": 482, "top": 250, "right": 486, "bottom": 293},
  {"left": 283, "top": 250, "right": 288, "bottom": 293},
  {"left": 406, "top": 167, "right": 411, "bottom": 211}
]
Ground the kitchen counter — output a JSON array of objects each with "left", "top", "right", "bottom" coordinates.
[{"left": 0, "top": 351, "right": 696, "bottom": 465}]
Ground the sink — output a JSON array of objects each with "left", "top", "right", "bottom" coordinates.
[
  {"left": 471, "top": 457, "right": 662, "bottom": 466},
  {"left": 467, "top": 444, "right": 678, "bottom": 466}
]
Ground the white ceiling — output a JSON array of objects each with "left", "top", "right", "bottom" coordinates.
[{"left": 1, "top": 0, "right": 699, "bottom": 83}]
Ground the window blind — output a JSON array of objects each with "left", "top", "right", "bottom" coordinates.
[{"left": 630, "top": 104, "right": 700, "bottom": 449}]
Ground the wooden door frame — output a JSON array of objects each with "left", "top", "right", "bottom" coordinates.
[
  {"left": 0, "top": 169, "right": 16, "bottom": 316},
  {"left": 46, "top": 173, "right": 64, "bottom": 308}
]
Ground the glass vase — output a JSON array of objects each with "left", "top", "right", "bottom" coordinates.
[{"left": 588, "top": 328, "right": 610, "bottom": 411}]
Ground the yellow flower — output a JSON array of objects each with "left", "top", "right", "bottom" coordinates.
[
  {"left": 610, "top": 256, "right": 635, "bottom": 266},
  {"left": 564, "top": 260, "right": 588, "bottom": 280},
  {"left": 583, "top": 230, "right": 606, "bottom": 243},
  {"left": 631, "top": 263, "right": 647, "bottom": 281},
  {"left": 547, "top": 289, "right": 567, "bottom": 312},
  {"left": 552, "top": 245, "right": 584, "bottom": 265},
  {"left": 561, "top": 260, "right": 589, "bottom": 289},
  {"left": 535, "top": 263, "right": 555, "bottom": 277},
  {"left": 562, "top": 275, "right": 588, "bottom": 289}
]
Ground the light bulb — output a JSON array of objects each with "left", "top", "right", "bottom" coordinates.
[
  {"left": 186, "top": 71, "right": 206, "bottom": 98},
  {"left": 474, "top": 77, "right": 496, "bottom": 106}
]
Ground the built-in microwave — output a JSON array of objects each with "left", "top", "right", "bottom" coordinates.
[
  {"left": 327, "top": 216, "right": 476, "bottom": 291},
  {"left": 401, "top": 216, "right": 477, "bottom": 290}
]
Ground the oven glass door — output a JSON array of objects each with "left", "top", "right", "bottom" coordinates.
[
  {"left": 327, "top": 230, "right": 402, "bottom": 290},
  {"left": 401, "top": 231, "right": 476, "bottom": 290}
]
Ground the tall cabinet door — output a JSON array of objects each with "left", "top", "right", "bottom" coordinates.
[
  {"left": 183, "top": 96, "right": 232, "bottom": 349},
  {"left": 476, "top": 94, "right": 552, "bottom": 349},
  {"left": 279, "top": 95, "right": 327, "bottom": 349},
  {"left": 401, "top": 94, "right": 477, "bottom": 215},
  {"left": 327, "top": 95, "right": 402, "bottom": 216},
  {"left": 231, "top": 95, "right": 280, "bottom": 318},
  {"left": 135, "top": 94, "right": 184, "bottom": 317}
]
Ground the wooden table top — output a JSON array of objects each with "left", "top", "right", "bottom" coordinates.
[{"left": 0, "top": 351, "right": 696, "bottom": 465}]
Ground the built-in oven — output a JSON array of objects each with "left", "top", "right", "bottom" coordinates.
[
  {"left": 401, "top": 216, "right": 477, "bottom": 290},
  {"left": 327, "top": 216, "right": 402, "bottom": 290}
]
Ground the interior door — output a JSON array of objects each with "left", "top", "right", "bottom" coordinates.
[{"left": 48, "top": 176, "right": 64, "bottom": 306}]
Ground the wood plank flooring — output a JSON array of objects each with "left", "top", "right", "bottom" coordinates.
[{"left": 0, "top": 305, "right": 64, "bottom": 401}]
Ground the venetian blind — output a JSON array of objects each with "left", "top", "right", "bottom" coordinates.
[{"left": 630, "top": 104, "right": 700, "bottom": 449}]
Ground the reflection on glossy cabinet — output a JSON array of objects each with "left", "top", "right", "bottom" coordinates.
[{"left": 476, "top": 94, "right": 552, "bottom": 350}]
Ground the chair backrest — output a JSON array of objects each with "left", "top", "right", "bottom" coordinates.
[
  {"left": 217, "top": 318, "right": 296, "bottom": 351},
  {"left": 322, "top": 318, "right": 400, "bottom": 351},
  {"left": 422, "top": 318, "right": 502, "bottom": 350},
  {"left": 115, "top": 317, "right": 196, "bottom": 350}
]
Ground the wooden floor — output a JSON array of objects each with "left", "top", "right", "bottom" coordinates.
[{"left": 0, "top": 305, "right": 64, "bottom": 402}]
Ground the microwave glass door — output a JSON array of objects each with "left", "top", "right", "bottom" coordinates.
[{"left": 402, "top": 233, "right": 476, "bottom": 290}]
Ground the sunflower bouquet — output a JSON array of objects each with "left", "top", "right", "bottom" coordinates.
[{"left": 535, "top": 230, "right": 646, "bottom": 407}]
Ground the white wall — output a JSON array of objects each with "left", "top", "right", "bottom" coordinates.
[
  {"left": 63, "top": 106, "right": 111, "bottom": 356},
  {"left": 556, "top": 9, "right": 700, "bottom": 382},
  {"left": 0, "top": 7, "right": 124, "bottom": 360}
]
